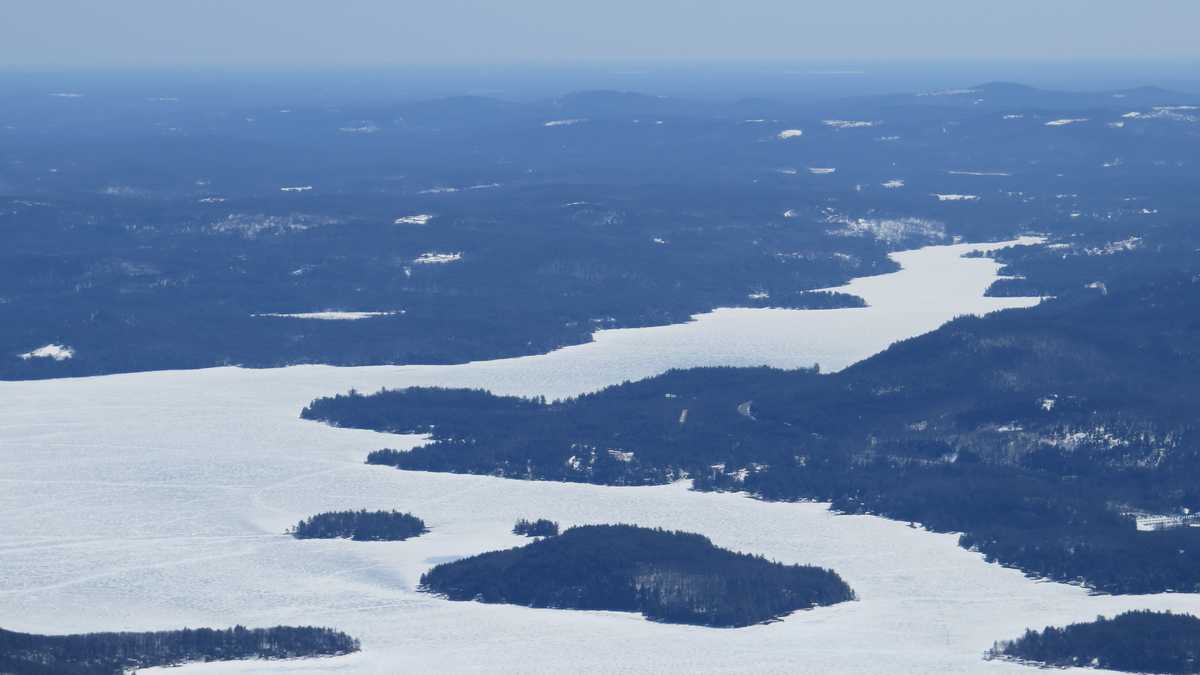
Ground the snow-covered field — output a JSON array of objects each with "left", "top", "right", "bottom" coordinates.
[{"left": 4, "top": 239, "right": 1196, "bottom": 674}]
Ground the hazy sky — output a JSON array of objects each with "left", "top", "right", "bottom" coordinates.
[{"left": 3, "top": 0, "right": 1200, "bottom": 68}]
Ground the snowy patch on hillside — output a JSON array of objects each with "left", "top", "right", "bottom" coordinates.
[
  {"left": 253, "top": 310, "right": 403, "bottom": 320},
  {"left": 419, "top": 183, "right": 500, "bottom": 195},
  {"left": 1041, "top": 426, "right": 1132, "bottom": 451},
  {"left": 918, "top": 88, "right": 979, "bottom": 97},
  {"left": 101, "top": 185, "right": 146, "bottom": 198},
  {"left": 1122, "top": 107, "right": 1200, "bottom": 123},
  {"left": 827, "top": 216, "right": 946, "bottom": 244},
  {"left": 832, "top": 252, "right": 860, "bottom": 267},
  {"left": 394, "top": 214, "right": 433, "bottom": 225},
  {"left": 607, "top": 449, "right": 635, "bottom": 463},
  {"left": 339, "top": 122, "right": 380, "bottom": 134},
  {"left": 413, "top": 252, "right": 463, "bottom": 264},
  {"left": 18, "top": 344, "right": 74, "bottom": 361},
  {"left": 824, "top": 120, "right": 875, "bottom": 129},
  {"left": 1133, "top": 513, "right": 1200, "bottom": 532},
  {"left": 207, "top": 214, "right": 337, "bottom": 239},
  {"left": 1086, "top": 237, "right": 1142, "bottom": 256}
]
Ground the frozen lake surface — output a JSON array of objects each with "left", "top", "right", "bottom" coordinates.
[{"left": 4, "top": 238, "right": 1196, "bottom": 674}]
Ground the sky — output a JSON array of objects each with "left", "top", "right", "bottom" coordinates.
[{"left": 3, "top": 0, "right": 1200, "bottom": 69}]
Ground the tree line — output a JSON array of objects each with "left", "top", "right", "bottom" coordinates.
[
  {"left": 0, "top": 624, "right": 359, "bottom": 675},
  {"left": 512, "top": 518, "right": 560, "bottom": 537},
  {"left": 291, "top": 509, "right": 427, "bottom": 541},
  {"left": 989, "top": 610, "right": 1200, "bottom": 674}
]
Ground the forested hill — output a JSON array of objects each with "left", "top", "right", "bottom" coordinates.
[
  {"left": 304, "top": 272, "right": 1200, "bottom": 594},
  {"left": 420, "top": 524, "right": 854, "bottom": 627},
  {"left": 989, "top": 611, "right": 1200, "bottom": 674},
  {"left": 0, "top": 624, "right": 359, "bottom": 675},
  {"left": 7, "top": 77, "right": 1200, "bottom": 380}
]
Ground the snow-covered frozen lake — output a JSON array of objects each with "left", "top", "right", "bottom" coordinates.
[{"left": 4, "top": 238, "right": 1197, "bottom": 674}]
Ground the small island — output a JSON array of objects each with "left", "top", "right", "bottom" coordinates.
[
  {"left": 988, "top": 611, "right": 1200, "bottom": 674},
  {"left": 512, "top": 518, "right": 560, "bottom": 537},
  {"left": 420, "top": 524, "right": 854, "bottom": 627},
  {"left": 0, "top": 624, "right": 358, "bottom": 675},
  {"left": 291, "top": 509, "right": 427, "bottom": 541}
]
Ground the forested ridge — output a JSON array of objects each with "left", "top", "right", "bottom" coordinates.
[
  {"left": 0, "top": 624, "right": 358, "bottom": 675},
  {"left": 291, "top": 509, "right": 427, "bottom": 541},
  {"left": 8, "top": 80, "right": 1200, "bottom": 380},
  {"left": 419, "top": 524, "right": 854, "bottom": 627},
  {"left": 304, "top": 272, "right": 1200, "bottom": 593},
  {"left": 989, "top": 611, "right": 1200, "bottom": 673}
]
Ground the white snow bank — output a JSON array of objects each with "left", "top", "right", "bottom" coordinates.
[
  {"left": 252, "top": 311, "right": 403, "bottom": 321},
  {"left": 18, "top": 344, "right": 74, "bottom": 361},
  {"left": 394, "top": 214, "right": 433, "bottom": 225},
  {"left": 919, "top": 88, "right": 979, "bottom": 97},
  {"left": 420, "top": 183, "right": 500, "bottom": 195},
  {"left": 823, "top": 120, "right": 875, "bottom": 129},
  {"left": 339, "top": 123, "right": 380, "bottom": 134},
  {"left": 413, "top": 252, "right": 463, "bottom": 264},
  {"left": 1121, "top": 107, "right": 1199, "bottom": 123},
  {"left": 1085, "top": 237, "right": 1142, "bottom": 256}
]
